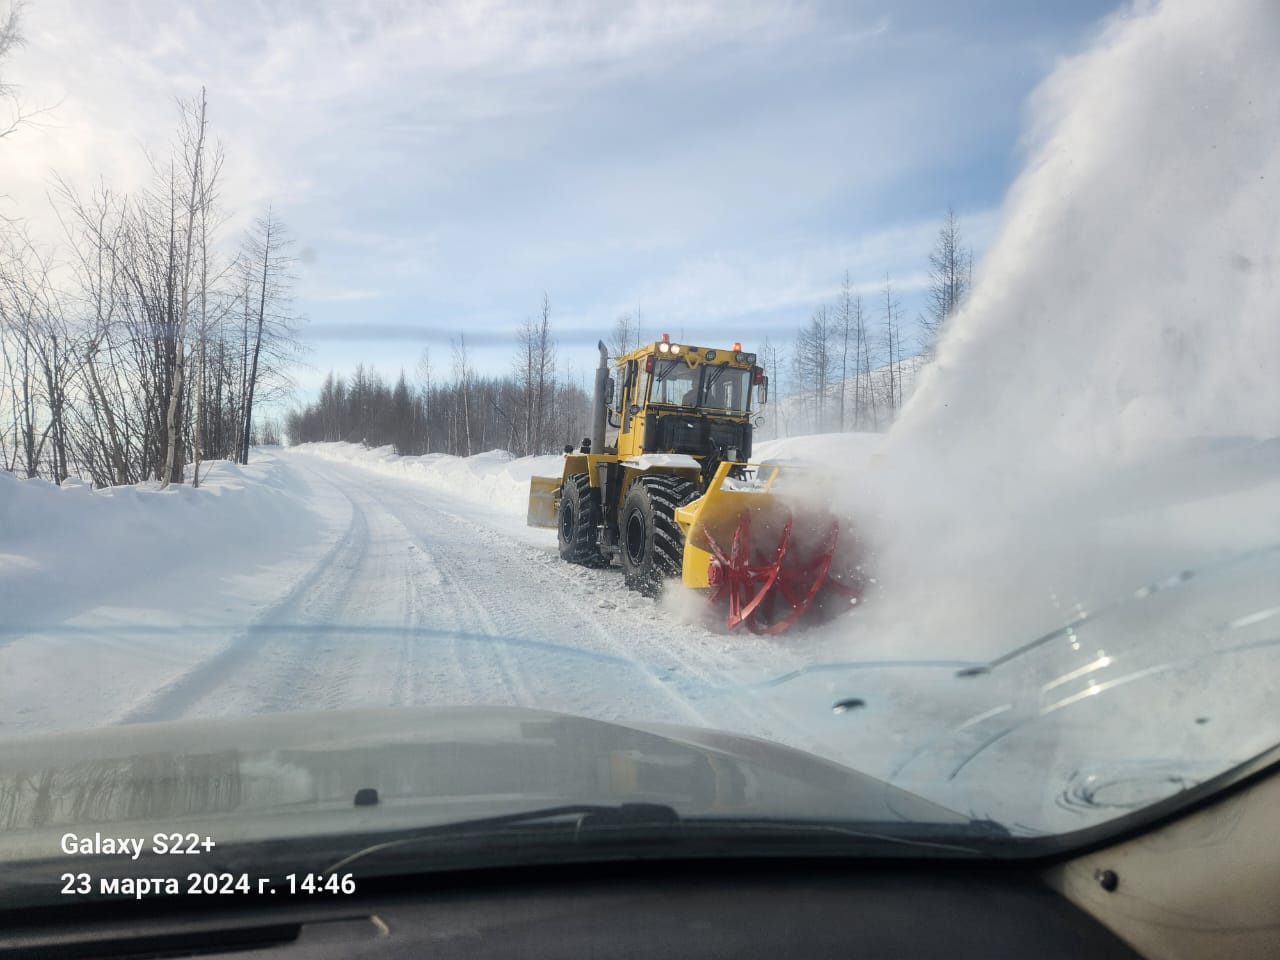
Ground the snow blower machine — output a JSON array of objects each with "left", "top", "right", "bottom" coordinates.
[{"left": 528, "top": 336, "right": 863, "bottom": 634}]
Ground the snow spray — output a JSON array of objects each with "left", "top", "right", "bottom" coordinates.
[{"left": 836, "top": 0, "right": 1280, "bottom": 657}]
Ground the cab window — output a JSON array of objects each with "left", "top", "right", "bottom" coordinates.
[{"left": 651, "top": 359, "right": 699, "bottom": 406}]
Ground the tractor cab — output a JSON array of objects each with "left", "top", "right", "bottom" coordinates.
[{"left": 605, "top": 334, "right": 768, "bottom": 483}]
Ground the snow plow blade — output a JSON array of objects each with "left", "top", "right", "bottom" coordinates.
[
  {"left": 527, "top": 476, "right": 560, "bottom": 529},
  {"left": 675, "top": 462, "right": 862, "bottom": 634}
]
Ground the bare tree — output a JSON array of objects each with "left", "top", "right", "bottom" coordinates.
[
  {"left": 0, "top": 4, "right": 56, "bottom": 143},
  {"left": 52, "top": 178, "right": 137, "bottom": 485},
  {"left": 1, "top": 85, "right": 301, "bottom": 487},
  {"left": 834, "top": 272, "right": 862, "bottom": 432},
  {"left": 238, "top": 206, "right": 297, "bottom": 464},
  {"left": 0, "top": 3, "right": 26, "bottom": 140},
  {"left": 611, "top": 312, "right": 641, "bottom": 356},
  {"left": 758, "top": 335, "right": 787, "bottom": 439},
  {"left": 102, "top": 137, "right": 210, "bottom": 482},
  {"left": 159, "top": 88, "right": 211, "bottom": 488},
  {"left": 186, "top": 107, "right": 234, "bottom": 487},
  {"left": 288, "top": 362, "right": 593, "bottom": 461},
  {"left": 533, "top": 294, "right": 555, "bottom": 453},
  {"left": 922, "top": 206, "right": 973, "bottom": 354},
  {"left": 880, "top": 274, "right": 904, "bottom": 417},
  {"left": 451, "top": 334, "right": 473, "bottom": 456},
  {"left": 793, "top": 305, "right": 834, "bottom": 432},
  {"left": 0, "top": 231, "right": 77, "bottom": 479},
  {"left": 414, "top": 346, "right": 431, "bottom": 453},
  {"left": 513, "top": 293, "right": 557, "bottom": 455},
  {"left": 851, "top": 285, "right": 872, "bottom": 430}
]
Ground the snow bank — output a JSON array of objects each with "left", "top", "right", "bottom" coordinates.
[
  {"left": 2, "top": 459, "right": 305, "bottom": 547},
  {"left": 0, "top": 454, "right": 339, "bottom": 736},
  {"left": 287, "top": 443, "right": 563, "bottom": 517},
  {"left": 1, "top": 457, "right": 317, "bottom": 616}
]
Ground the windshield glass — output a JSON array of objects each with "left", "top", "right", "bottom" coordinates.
[
  {"left": 649, "top": 358, "right": 700, "bottom": 407},
  {"left": 1, "top": 0, "right": 1277, "bottom": 904},
  {"left": 698, "top": 365, "right": 751, "bottom": 412}
]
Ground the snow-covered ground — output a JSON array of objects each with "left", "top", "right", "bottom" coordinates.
[
  {"left": 3, "top": 432, "right": 1277, "bottom": 834},
  {"left": 0, "top": 440, "right": 881, "bottom": 770},
  {"left": 3, "top": 0, "right": 1280, "bottom": 839}
]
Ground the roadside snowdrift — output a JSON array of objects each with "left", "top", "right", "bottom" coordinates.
[
  {"left": 287, "top": 443, "right": 563, "bottom": 517},
  {"left": 2, "top": 458, "right": 318, "bottom": 616},
  {"left": 0, "top": 455, "right": 335, "bottom": 735}
]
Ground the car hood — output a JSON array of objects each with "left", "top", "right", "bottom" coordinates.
[{"left": 0, "top": 705, "right": 965, "bottom": 860}]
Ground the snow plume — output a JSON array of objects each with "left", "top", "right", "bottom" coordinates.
[
  {"left": 904, "top": 0, "right": 1279, "bottom": 472},
  {"left": 838, "top": 0, "right": 1280, "bottom": 658}
]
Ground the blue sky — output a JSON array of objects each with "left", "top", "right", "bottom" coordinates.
[{"left": 8, "top": 0, "right": 1123, "bottom": 392}]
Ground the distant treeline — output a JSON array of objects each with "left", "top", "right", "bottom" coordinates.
[{"left": 287, "top": 300, "right": 594, "bottom": 458}]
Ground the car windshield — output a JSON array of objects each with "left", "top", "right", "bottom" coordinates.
[{"left": 1, "top": 0, "right": 1278, "bottom": 904}]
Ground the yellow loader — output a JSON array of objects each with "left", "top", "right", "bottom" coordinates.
[{"left": 528, "top": 335, "right": 861, "bottom": 634}]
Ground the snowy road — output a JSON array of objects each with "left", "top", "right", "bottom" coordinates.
[
  {"left": 131, "top": 452, "right": 734, "bottom": 725},
  {"left": 1, "top": 449, "right": 846, "bottom": 753}
]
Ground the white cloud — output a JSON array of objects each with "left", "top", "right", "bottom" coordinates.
[
  {"left": 3, "top": 0, "right": 824, "bottom": 250},
  {"left": 2, "top": 0, "right": 1078, "bottom": 383}
]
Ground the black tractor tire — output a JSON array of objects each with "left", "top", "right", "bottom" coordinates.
[
  {"left": 558, "top": 473, "right": 607, "bottom": 567},
  {"left": 619, "top": 475, "right": 698, "bottom": 597}
]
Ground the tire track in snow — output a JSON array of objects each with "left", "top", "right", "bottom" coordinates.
[
  {"left": 400, "top": 480, "right": 860, "bottom": 749},
  {"left": 155, "top": 458, "right": 544, "bottom": 718},
  {"left": 365, "top": 474, "right": 733, "bottom": 728},
  {"left": 337, "top": 473, "right": 580, "bottom": 714},
  {"left": 407, "top": 498, "right": 748, "bottom": 699},
  {"left": 119, "top": 478, "right": 364, "bottom": 725},
  {"left": 236, "top": 455, "right": 712, "bottom": 724}
]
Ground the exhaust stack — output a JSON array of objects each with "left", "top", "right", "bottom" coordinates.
[{"left": 591, "top": 340, "right": 609, "bottom": 454}]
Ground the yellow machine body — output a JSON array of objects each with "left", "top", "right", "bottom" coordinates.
[
  {"left": 675, "top": 462, "right": 783, "bottom": 589},
  {"left": 525, "top": 336, "right": 855, "bottom": 633},
  {"left": 527, "top": 338, "right": 764, "bottom": 547}
]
